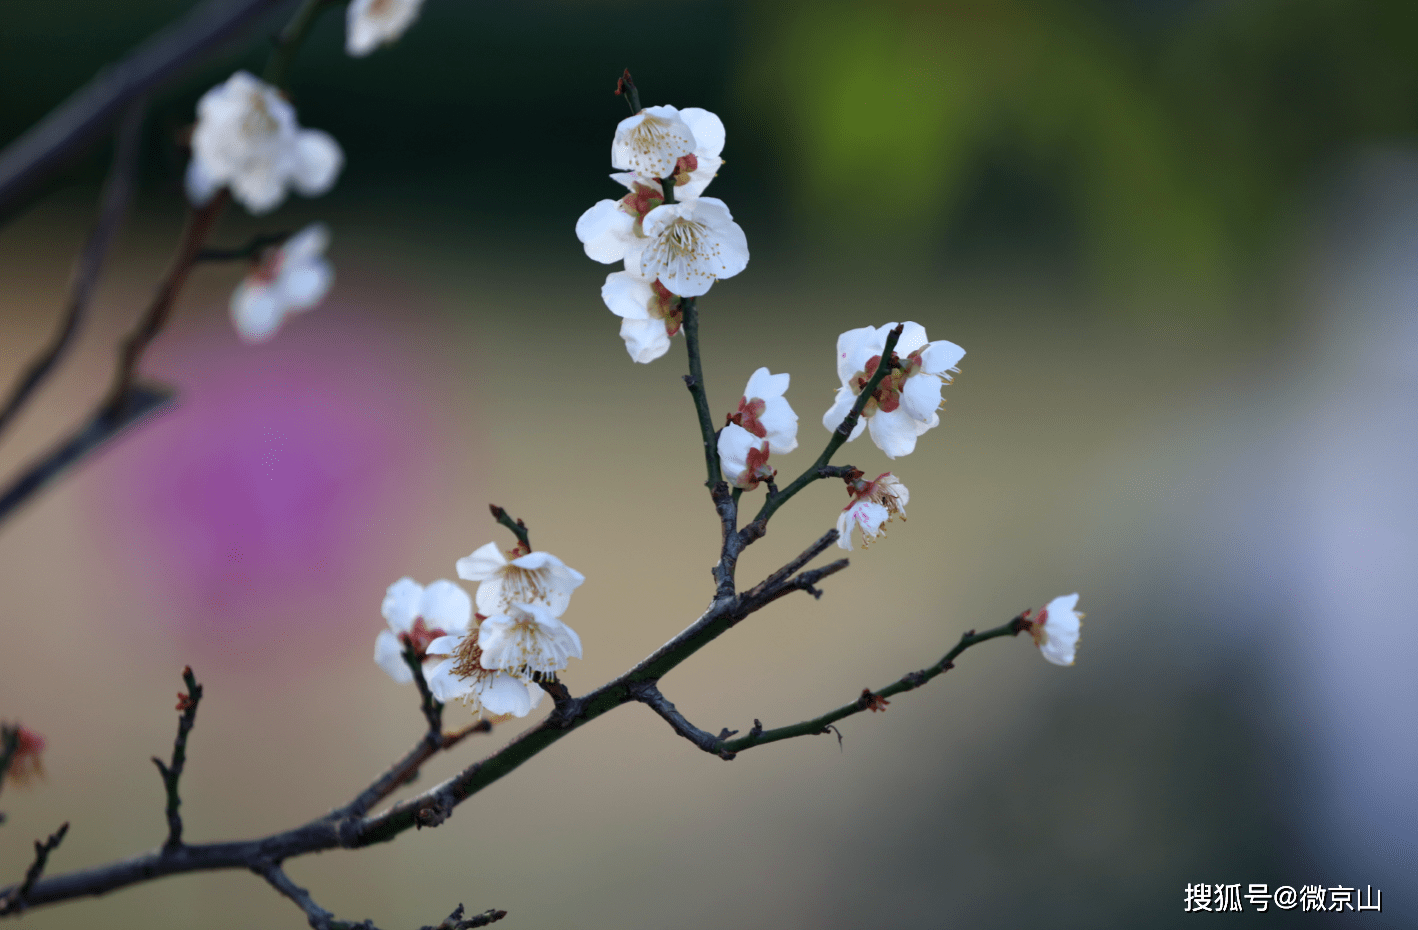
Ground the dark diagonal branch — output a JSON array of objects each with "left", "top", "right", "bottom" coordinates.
[
  {"left": 0, "top": 0, "right": 290, "bottom": 224},
  {"left": 488, "top": 504, "right": 531, "bottom": 552},
  {"left": 0, "top": 727, "right": 20, "bottom": 798},
  {"left": 151, "top": 667, "right": 203, "bottom": 849},
  {"left": 720, "top": 615, "right": 1029, "bottom": 754},
  {"left": 335, "top": 719, "right": 491, "bottom": 822},
  {"left": 743, "top": 323, "right": 904, "bottom": 542},
  {"left": 0, "top": 100, "right": 144, "bottom": 441},
  {"left": 0, "top": 823, "right": 69, "bottom": 916},
  {"left": 194, "top": 231, "right": 289, "bottom": 263},
  {"left": 0, "top": 382, "right": 173, "bottom": 527},
  {"left": 680, "top": 297, "right": 722, "bottom": 492},
  {"left": 403, "top": 644, "right": 443, "bottom": 736}
]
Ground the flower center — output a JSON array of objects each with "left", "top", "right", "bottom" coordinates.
[
  {"left": 850, "top": 350, "right": 922, "bottom": 415},
  {"left": 498, "top": 565, "right": 550, "bottom": 609},
  {"left": 401, "top": 617, "right": 446, "bottom": 661},
  {"left": 451, "top": 633, "right": 488, "bottom": 682},
  {"left": 627, "top": 114, "right": 690, "bottom": 169},
  {"left": 242, "top": 92, "right": 279, "bottom": 140},
  {"left": 663, "top": 217, "right": 710, "bottom": 263}
]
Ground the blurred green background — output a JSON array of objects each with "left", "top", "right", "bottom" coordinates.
[{"left": 1, "top": 1, "right": 1416, "bottom": 928}]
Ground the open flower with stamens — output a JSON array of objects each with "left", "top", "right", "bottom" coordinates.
[
  {"left": 835, "top": 472, "right": 908, "bottom": 550},
  {"left": 229, "top": 223, "right": 332, "bottom": 343},
  {"left": 477, "top": 603, "right": 583, "bottom": 679},
  {"left": 822, "top": 321, "right": 965, "bottom": 458},
  {"left": 727, "top": 367, "right": 798, "bottom": 454},
  {"left": 612, "top": 106, "right": 697, "bottom": 178},
  {"left": 425, "top": 628, "right": 545, "bottom": 718},
  {"left": 346, "top": 0, "right": 425, "bottom": 56},
  {"left": 638, "top": 197, "right": 749, "bottom": 297},
  {"left": 611, "top": 107, "right": 726, "bottom": 202},
  {"left": 3, "top": 724, "right": 46, "bottom": 787},
  {"left": 186, "top": 71, "right": 343, "bottom": 215},
  {"left": 1029, "top": 593, "right": 1084, "bottom": 666},
  {"left": 374, "top": 577, "right": 473, "bottom": 684},
  {"left": 456, "top": 542, "right": 585, "bottom": 617},
  {"left": 718, "top": 423, "right": 774, "bottom": 490},
  {"left": 600, "top": 271, "right": 682, "bottom": 362}
]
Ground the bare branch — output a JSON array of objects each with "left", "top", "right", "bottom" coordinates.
[
  {"left": 487, "top": 504, "right": 531, "bottom": 553},
  {"left": 151, "top": 667, "right": 203, "bottom": 849},
  {"left": 335, "top": 720, "right": 492, "bottom": 822},
  {"left": 194, "top": 230, "right": 290, "bottom": 263},
  {"left": 0, "top": 822, "right": 69, "bottom": 916},
  {"left": 0, "top": 100, "right": 145, "bottom": 440},
  {"left": 630, "top": 682, "right": 737, "bottom": 759},
  {"left": 0, "top": 0, "right": 291, "bottom": 224}
]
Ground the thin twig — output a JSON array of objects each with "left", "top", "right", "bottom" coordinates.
[
  {"left": 487, "top": 504, "right": 531, "bottom": 552},
  {"left": 194, "top": 230, "right": 289, "bottom": 263},
  {"left": 0, "top": 726, "right": 19, "bottom": 798},
  {"left": 263, "top": 0, "right": 340, "bottom": 91},
  {"left": 254, "top": 859, "right": 337, "bottom": 930},
  {"left": 335, "top": 720, "right": 492, "bottom": 822},
  {"left": 0, "top": 822, "right": 69, "bottom": 916},
  {"left": 0, "top": 100, "right": 145, "bottom": 440},
  {"left": 679, "top": 296, "right": 722, "bottom": 491},
  {"left": 151, "top": 667, "right": 203, "bottom": 850},
  {"left": 402, "top": 644, "right": 443, "bottom": 736},
  {"left": 0, "top": 0, "right": 289, "bottom": 223}
]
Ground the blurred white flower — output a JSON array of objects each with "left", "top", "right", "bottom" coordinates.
[
  {"left": 601, "top": 271, "right": 682, "bottom": 363},
  {"left": 1031, "top": 593, "right": 1083, "bottom": 666},
  {"left": 346, "top": 0, "right": 425, "bottom": 56},
  {"left": 456, "top": 542, "right": 585, "bottom": 617},
  {"left": 229, "top": 223, "right": 332, "bottom": 343},
  {"left": 835, "top": 472, "right": 909, "bottom": 550},
  {"left": 426, "top": 629, "right": 545, "bottom": 718},
  {"left": 186, "top": 71, "right": 343, "bottom": 215},
  {"left": 612, "top": 105, "right": 696, "bottom": 178},
  {"left": 822, "top": 321, "right": 964, "bottom": 458},
  {"left": 373, "top": 577, "right": 473, "bottom": 684},
  {"left": 728, "top": 367, "right": 798, "bottom": 454},
  {"left": 718, "top": 422, "right": 773, "bottom": 490},
  {"left": 611, "top": 107, "right": 726, "bottom": 201},
  {"left": 478, "top": 602, "right": 583, "bottom": 679},
  {"left": 638, "top": 197, "right": 749, "bottom": 297}
]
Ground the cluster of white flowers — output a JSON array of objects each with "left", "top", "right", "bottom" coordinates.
[
  {"left": 187, "top": 2, "right": 430, "bottom": 342},
  {"left": 577, "top": 105, "right": 748, "bottom": 362},
  {"left": 373, "top": 543, "right": 586, "bottom": 718}
]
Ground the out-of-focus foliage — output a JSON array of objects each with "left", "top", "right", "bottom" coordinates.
[{"left": 742, "top": 0, "right": 1418, "bottom": 296}]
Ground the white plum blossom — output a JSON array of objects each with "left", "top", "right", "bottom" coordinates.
[
  {"left": 456, "top": 542, "right": 585, "bottom": 617},
  {"left": 638, "top": 197, "right": 749, "bottom": 297},
  {"left": 229, "top": 223, "right": 332, "bottom": 343},
  {"left": 1031, "top": 593, "right": 1083, "bottom": 666},
  {"left": 718, "top": 423, "right": 773, "bottom": 490},
  {"left": 477, "top": 602, "right": 583, "bottom": 679},
  {"left": 346, "top": 0, "right": 425, "bottom": 56},
  {"left": 186, "top": 71, "right": 343, "bottom": 215},
  {"left": 727, "top": 367, "right": 798, "bottom": 454},
  {"left": 425, "top": 628, "right": 546, "bottom": 718},
  {"left": 612, "top": 106, "right": 696, "bottom": 178},
  {"left": 575, "top": 197, "right": 643, "bottom": 265},
  {"left": 835, "top": 472, "right": 909, "bottom": 550},
  {"left": 611, "top": 107, "right": 726, "bottom": 201},
  {"left": 600, "top": 270, "right": 682, "bottom": 363},
  {"left": 373, "top": 577, "right": 473, "bottom": 684},
  {"left": 822, "top": 321, "right": 965, "bottom": 458}
]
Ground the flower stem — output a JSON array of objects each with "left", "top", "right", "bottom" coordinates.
[
  {"left": 745, "top": 324, "right": 904, "bottom": 535},
  {"left": 263, "top": 0, "right": 338, "bottom": 91},
  {"left": 680, "top": 297, "right": 721, "bottom": 489}
]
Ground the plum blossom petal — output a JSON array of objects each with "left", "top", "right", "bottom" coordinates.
[
  {"left": 718, "top": 423, "right": 773, "bottom": 490},
  {"left": 836, "top": 500, "right": 890, "bottom": 552},
  {"left": 374, "top": 576, "right": 472, "bottom": 684},
  {"left": 601, "top": 270, "right": 681, "bottom": 363},
  {"left": 456, "top": 542, "right": 586, "bottom": 617},
  {"left": 1033, "top": 593, "right": 1083, "bottom": 666},
  {"left": 576, "top": 199, "right": 641, "bottom": 264},
  {"left": 478, "top": 603, "right": 583, "bottom": 678},
  {"left": 612, "top": 106, "right": 696, "bottom": 178},
  {"left": 821, "top": 386, "right": 867, "bottom": 441},
  {"left": 229, "top": 223, "right": 332, "bottom": 344},
  {"left": 346, "top": 0, "right": 426, "bottom": 56},
  {"left": 733, "top": 367, "right": 798, "bottom": 454},
  {"left": 187, "top": 71, "right": 344, "bottom": 215},
  {"left": 835, "top": 472, "right": 909, "bottom": 550},
  {"left": 639, "top": 197, "right": 749, "bottom": 297},
  {"left": 425, "top": 634, "right": 546, "bottom": 718},
  {"left": 374, "top": 629, "right": 412, "bottom": 683}
]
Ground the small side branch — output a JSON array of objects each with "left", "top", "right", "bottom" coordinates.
[
  {"left": 402, "top": 644, "right": 443, "bottom": 736},
  {"left": 194, "top": 231, "right": 289, "bottom": 263},
  {"left": 152, "top": 667, "right": 203, "bottom": 850},
  {"left": 256, "top": 859, "right": 505, "bottom": 930},
  {"left": 0, "top": 822, "right": 69, "bottom": 916},
  {"left": 719, "top": 615, "right": 1029, "bottom": 755},
  {"left": 488, "top": 504, "right": 531, "bottom": 553},
  {"left": 630, "top": 682, "right": 738, "bottom": 760}
]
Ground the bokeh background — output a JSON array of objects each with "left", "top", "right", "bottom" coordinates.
[{"left": 2, "top": 1, "right": 1416, "bottom": 927}]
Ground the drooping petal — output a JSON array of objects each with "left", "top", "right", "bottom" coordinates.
[
  {"left": 919, "top": 339, "right": 965, "bottom": 377},
  {"left": 601, "top": 271, "right": 655, "bottom": 320},
  {"left": 900, "top": 371, "right": 944, "bottom": 422},
  {"left": 822, "top": 385, "right": 866, "bottom": 440},
  {"left": 477, "top": 671, "right": 540, "bottom": 717},
  {"left": 426, "top": 656, "right": 471, "bottom": 701},
  {"left": 619, "top": 317, "right": 673, "bottom": 363},
  {"left": 291, "top": 130, "right": 344, "bottom": 197},
  {"left": 867, "top": 408, "right": 923, "bottom": 458},
  {"left": 229, "top": 284, "right": 284, "bottom": 343},
  {"left": 278, "top": 259, "right": 332, "bottom": 310},
  {"left": 419, "top": 579, "right": 473, "bottom": 634},
  {"left": 375, "top": 629, "right": 414, "bottom": 683}
]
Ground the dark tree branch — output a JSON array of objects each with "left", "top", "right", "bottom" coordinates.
[
  {"left": 0, "top": 822, "right": 69, "bottom": 916},
  {"left": 0, "top": 726, "right": 20, "bottom": 798},
  {"left": 0, "top": 100, "right": 145, "bottom": 441},
  {"left": 263, "top": 0, "right": 340, "bottom": 91},
  {"left": 418, "top": 903, "right": 507, "bottom": 930},
  {"left": 255, "top": 859, "right": 338, "bottom": 930},
  {"left": 679, "top": 297, "right": 722, "bottom": 492},
  {"left": 0, "top": 382, "right": 174, "bottom": 528},
  {"left": 743, "top": 323, "right": 904, "bottom": 542},
  {"left": 0, "top": 0, "right": 293, "bottom": 224},
  {"left": 151, "top": 667, "right": 203, "bottom": 849},
  {"left": 194, "top": 230, "right": 290, "bottom": 263},
  {"left": 487, "top": 504, "right": 531, "bottom": 552},
  {"left": 335, "top": 720, "right": 491, "bottom": 823},
  {"left": 630, "top": 682, "right": 737, "bottom": 759}
]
